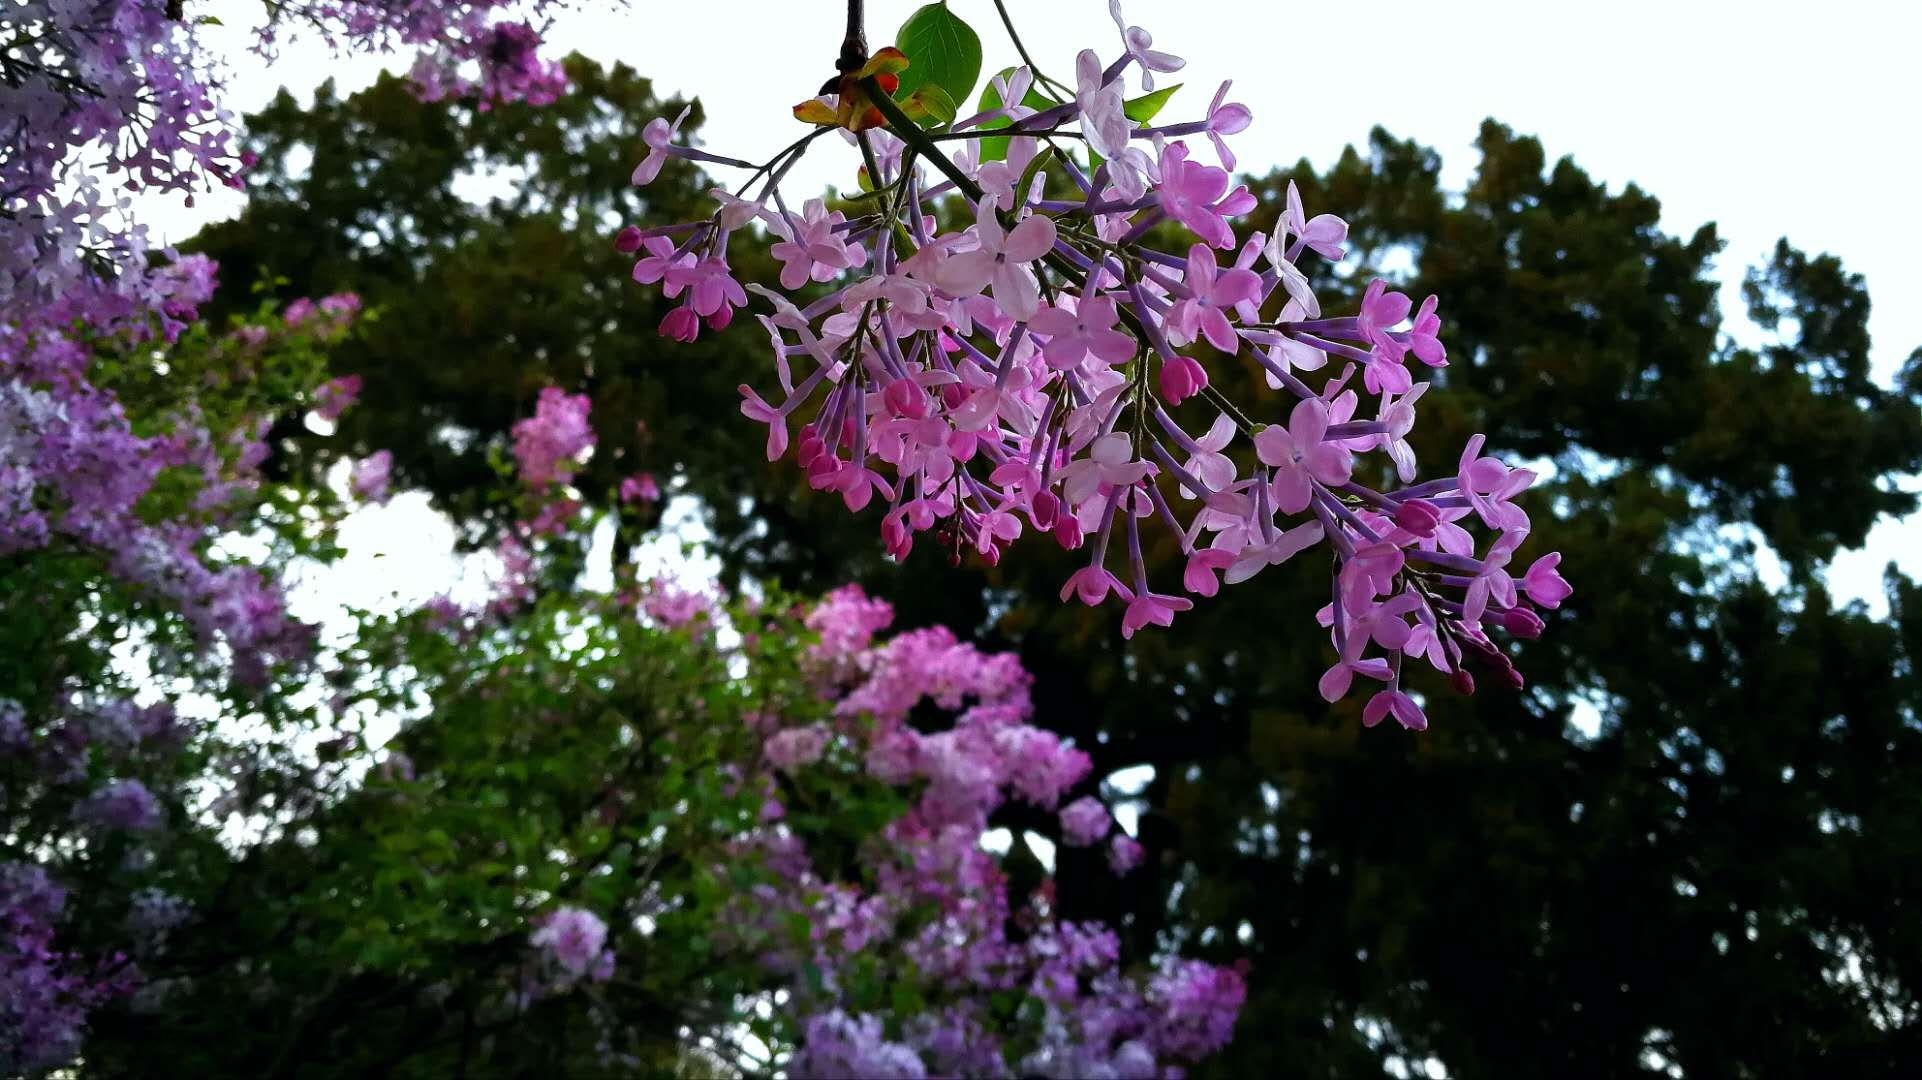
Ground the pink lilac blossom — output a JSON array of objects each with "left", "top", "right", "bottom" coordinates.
[
  {"left": 637, "top": 577, "right": 716, "bottom": 629},
  {"left": 1, "top": 260, "right": 329, "bottom": 677},
  {"left": 350, "top": 450, "right": 394, "bottom": 505},
  {"left": 1108, "top": 834, "right": 1145, "bottom": 875},
  {"left": 529, "top": 906, "right": 615, "bottom": 984},
  {"left": 409, "top": 462, "right": 1239, "bottom": 1072},
  {"left": 621, "top": 21, "right": 1569, "bottom": 730},
  {"left": 619, "top": 472, "right": 662, "bottom": 504},
  {"left": 312, "top": 375, "right": 363, "bottom": 422},
  {"left": 765, "top": 725, "right": 831, "bottom": 771},
  {"left": 1060, "top": 796, "right": 1114, "bottom": 846},
  {"left": 510, "top": 387, "right": 595, "bottom": 489},
  {"left": 737, "top": 587, "right": 1243, "bottom": 1075}
]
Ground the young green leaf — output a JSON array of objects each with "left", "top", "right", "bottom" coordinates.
[
  {"left": 1124, "top": 83, "right": 1182, "bottom": 124},
  {"left": 893, "top": 2, "right": 983, "bottom": 108},
  {"left": 900, "top": 84, "right": 959, "bottom": 127}
]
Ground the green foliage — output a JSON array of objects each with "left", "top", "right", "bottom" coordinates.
[
  {"left": 892, "top": 2, "right": 982, "bottom": 114},
  {"left": 897, "top": 83, "right": 958, "bottom": 127},
  {"left": 82, "top": 574, "right": 836, "bottom": 1076},
  {"left": 1123, "top": 83, "right": 1181, "bottom": 124}
]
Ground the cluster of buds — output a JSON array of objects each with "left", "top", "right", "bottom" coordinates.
[{"left": 619, "top": 2, "right": 1570, "bottom": 730}]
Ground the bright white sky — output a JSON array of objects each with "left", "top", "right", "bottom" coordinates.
[{"left": 148, "top": 0, "right": 1922, "bottom": 613}]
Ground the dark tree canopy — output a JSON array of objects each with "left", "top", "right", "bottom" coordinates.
[{"left": 186, "top": 60, "right": 1922, "bottom": 1077}]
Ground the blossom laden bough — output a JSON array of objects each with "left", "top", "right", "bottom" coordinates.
[
  {"left": 2, "top": 0, "right": 573, "bottom": 326},
  {"left": 620, "top": 0, "right": 1571, "bottom": 730}
]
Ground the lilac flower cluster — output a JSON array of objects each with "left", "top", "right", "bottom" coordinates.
[
  {"left": 1, "top": 258, "right": 348, "bottom": 680},
  {"left": 743, "top": 586, "right": 1244, "bottom": 1077},
  {"left": 623, "top": 3, "right": 1572, "bottom": 729},
  {"left": 635, "top": 576, "right": 718, "bottom": 629},
  {"left": 527, "top": 906, "right": 616, "bottom": 990},
  {"left": 1, "top": 864, "right": 138, "bottom": 1076},
  {"left": 1, "top": 701, "right": 204, "bottom": 1069},
  {"left": 0, "top": 1, "right": 239, "bottom": 308},
  {"left": 1, "top": 266, "right": 365, "bottom": 1076},
  {"left": 312, "top": 375, "right": 363, "bottom": 423},
  {"left": 619, "top": 472, "right": 662, "bottom": 504},
  {"left": 400, "top": 420, "right": 1238, "bottom": 1070},
  {"left": 511, "top": 386, "right": 596, "bottom": 491},
  {"left": 75, "top": 779, "right": 164, "bottom": 833},
  {"left": 3, "top": 0, "right": 569, "bottom": 324},
  {"left": 351, "top": 450, "right": 395, "bottom": 505},
  {"left": 405, "top": 18, "right": 569, "bottom": 110},
  {"left": 125, "top": 889, "right": 194, "bottom": 957}
]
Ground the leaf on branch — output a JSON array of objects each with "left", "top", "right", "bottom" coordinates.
[
  {"left": 893, "top": 2, "right": 983, "bottom": 108},
  {"left": 898, "top": 84, "right": 958, "bottom": 127},
  {"left": 1125, "top": 83, "right": 1182, "bottom": 124}
]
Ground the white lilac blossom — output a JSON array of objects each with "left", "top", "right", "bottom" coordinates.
[{"left": 620, "top": 4, "right": 1571, "bottom": 732}]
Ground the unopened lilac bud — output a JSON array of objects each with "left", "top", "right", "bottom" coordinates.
[
  {"left": 1053, "top": 513, "right": 1084, "bottom": 551},
  {"left": 1031, "top": 491, "right": 1060, "bottom": 530},
  {"left": 613, "top": 225, "right": 644, "bottom": 253},
  {"left": 1499, "top": 607, "right": 1545, "bottom": 639},
  {"left": 1393, "top": 498, "right": 1441, "bottom": 537},
  {"left": 1449, "top": 668, "right": 1476, "bottom": 696}
]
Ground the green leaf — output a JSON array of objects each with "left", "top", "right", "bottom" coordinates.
[
  {"left": 899, "top": 84, "right": 958, "bottom": 128},
  {"left": 893, "top": 3, "right": 982, "bottom": 108},
  {"left": 890, "top": 981, "right": 928, "bottom": 1016},
  {"left": 1124, "top": 83, "right": 1182, "bottom": 124}
]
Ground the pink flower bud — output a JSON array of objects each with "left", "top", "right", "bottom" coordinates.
[
  {"left": 884, "top": 377, "right": 928, "bottom": 419},
  {"left": 1499, "top": 606, "right": 1545, "bottom": 639},
  {"left": 881, "top": 515, "right": 913, "bottom": 560},
  {"left": 1053, "top": 514, "right": 1085, "bottom": 550},
  {"left": 659, "top": 304, "right": 700, "bottom": 342},
  {"left": 1393, "top": 498, "right": 1441, "bottom": 537},
  {"left": 795, "top": 427, "right": 825, "bottom": 469},
  {"left": 1157, "top": 354, "right": 1208, "bottom": 405},
  {"left": 1449, "top": 669, "right": 1476, "bottom": 696},
  {"left": 1030, "top": 491, "right": 1060, "bottom": 529},
  {"left": 613, "top": 225, "right": 644, "bottom": 253},
  {"left": 948, "top": 429, "right": 980, "bottom": 463}
]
